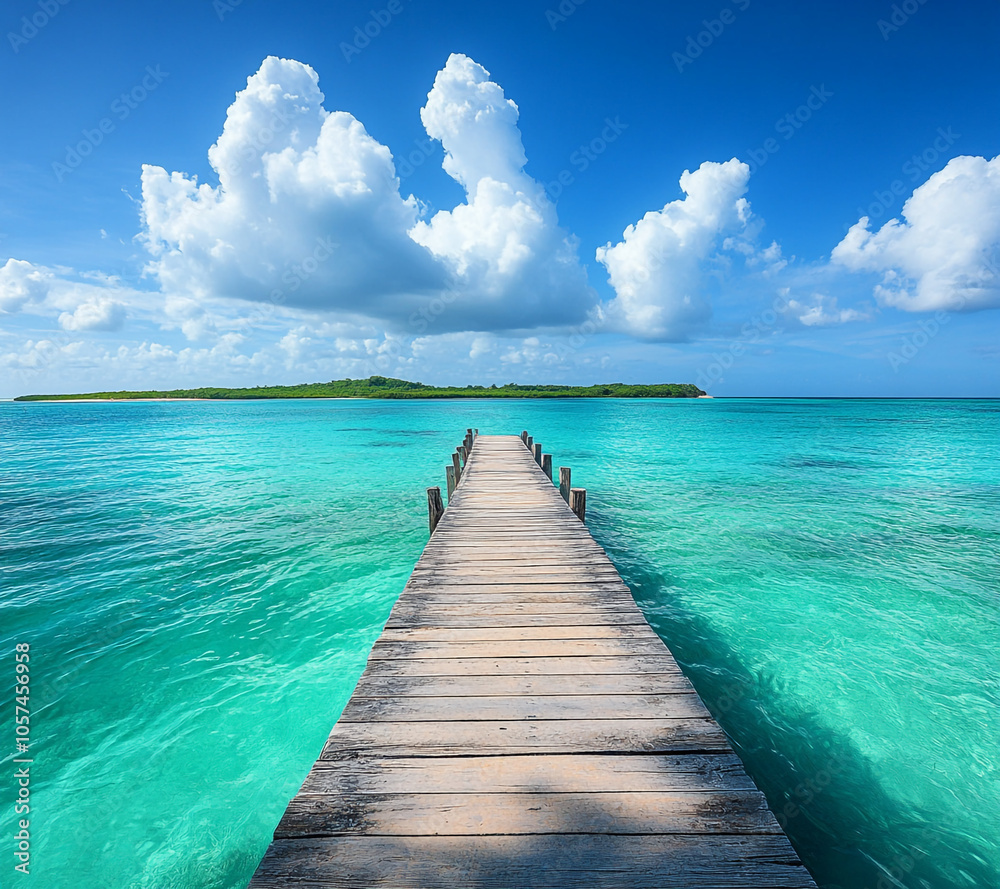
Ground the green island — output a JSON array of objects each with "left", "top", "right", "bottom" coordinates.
[{"left": 14, "top": 376, "right": 706, "bottom": 401}]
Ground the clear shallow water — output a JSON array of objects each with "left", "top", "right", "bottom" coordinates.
[{"left": 0, "top": 398, "right": 997, "bottom": 889}]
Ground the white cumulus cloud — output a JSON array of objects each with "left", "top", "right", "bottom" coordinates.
[
  {"left": 409, "top": 53, "right": 595, "bottom": 330},
  {"left": 0, "top": 259, "right": 52, "bottom": 313},
  {"left": 140, "top": 55, "right": 444, "bottom": 318},
  {"left": 58, "top": 298, "right": 127, "bottom": 332},
  {"left": 832, "top": 154, "right": 1000, "bottom": 312},
  {"left": 786, "top": 292, "right": 869, "bottom": 327},
  {"left": 0, "top": 259, "right": 137, "bottom": 333},
  {"left": 596, "top": 159, "right": 753, "bottom": 340},
  {"left": 138, "top": 54, "right": 594, "bottom": 334}
]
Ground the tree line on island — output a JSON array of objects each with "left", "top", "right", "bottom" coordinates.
[{"left": 14, "top": 376, "right": 707, "bottom": 401}]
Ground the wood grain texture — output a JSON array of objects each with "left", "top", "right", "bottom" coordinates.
[
  {"left": 318, "top": 718, "right": 732, "bottom": 758},
  {"left": 297, "top": 753, "right": 758, "bottom": 795},
  {"left": 273, "top": 790, "right": 783, "bottom": 838},
  {"left": 351, "top": 672, "right": 696, "bottom": 698},
  {"left": 358, "top": 654, "right": 694, "bottom": 677},
  {"left": 377, "top": 624, "right": 662, "bottom": 642},
  {"left": 250, "top": 835, "right": 816, "bottom": 889},
  {"left": 248, "top": 434, "right": 817, "bottom": 888},
  {"left": 337, "top": 692, "right": 712, "bottom": 722}
]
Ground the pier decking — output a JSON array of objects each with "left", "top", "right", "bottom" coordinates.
[{"left": 249, "top": 434, "right": 817, "bottom": 888}]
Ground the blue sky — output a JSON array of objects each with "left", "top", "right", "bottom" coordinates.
[{"left": 1, "top": 0, "right": 998, "bottom": 397}]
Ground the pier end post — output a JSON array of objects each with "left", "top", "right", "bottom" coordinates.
[
  {"left": 559, "top": 467, "right": 571, "bottom": 502},
  {"left": 570, "top": 488, "right": 587, "bottom": 523},
  {"left": 427, "top": 487, "right": 445, "bottom": 533}
]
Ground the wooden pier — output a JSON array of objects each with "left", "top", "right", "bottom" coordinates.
[{"left": 249, "top": 433, "right": 817, "bottom": 888}]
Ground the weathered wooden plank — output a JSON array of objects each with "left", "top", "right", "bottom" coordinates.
[
  {"left": 415, "top": 554, "right": 614, "bottom": 565},
  {"left": 409, "top": 568, "right": 625, "bottom": 578},
  {"left": 367, "top": 638, "right": 671, "bottom": 659},
  {"left": 391, "top": 599, "right": 640, "bottom": 613},
  {"left": 298, "top": 754, "right": 756, "bottom": 795},
  {"left": 387, "top": 601, "right": 645, "bottom": 615},
  {"left": 248, "top": 835, "right": 816, "bottom": 889},
  {"left": 411, "top": 564, "right": 623, "bottom": 574},
  {"left": 338, "top": 692, "right": 711, "bottom": 722},
  {"left": 351, "top": 672, "right": 695, "bottom": 698},
  {"left": 406, "top": 577, "right": 635, "bottom": 592},
  {"left": 384, "top": 611, "right": 651, "bottom": 629},
  {"left": 419, "top": 543, "right": 605, "bottom": 552},
  {"left": 274, "top": 790, "right": 783, "bottom": 838},
  {"left": 319, "top": 718, "right": 732, "bottom": 758},
  {"left": 377, "top": 624, "right": 662, "bottom": 642},
  {"left": 396, "top": 596, "right": 638, "bottom": 609},
  {"left": 360, "top": 654, "right": 688, "bottom": 677}
]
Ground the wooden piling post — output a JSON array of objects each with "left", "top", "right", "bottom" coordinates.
[
  {"left": 542, "top": 453, "right": 552, "bottom": 480},
  {"left": 446, "top": 465, "right": 456, "bottom": 500},
  {"left": 452, "top": 451, "right": 462, "bottom": 483},
  {"left": 533, "top": 442, "right": 542, "bottom": 465},
  {"left": 570, "top": 487, "right": 587, "bottom": 523},
  {"left": 521, "top": 430, "right": 528, "bottom": 445},
  {"left": 559, "top": 467, "right": 571, "bottom": 503},
  {"left": 526, "top": 435, "right": 533, "bottom": 453},
  {"left": 459, "top": 445, "right": 468, "bottom": 467},
  {"left": 427, "top": 487, "right": 444, "bottom": 533},
  {"left": 473, "top": 428, "right": 479, "bottom": 437}
]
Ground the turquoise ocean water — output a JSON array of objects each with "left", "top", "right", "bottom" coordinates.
[{"left": 0, "top": 398, "right": 997, "bottom": 889}]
